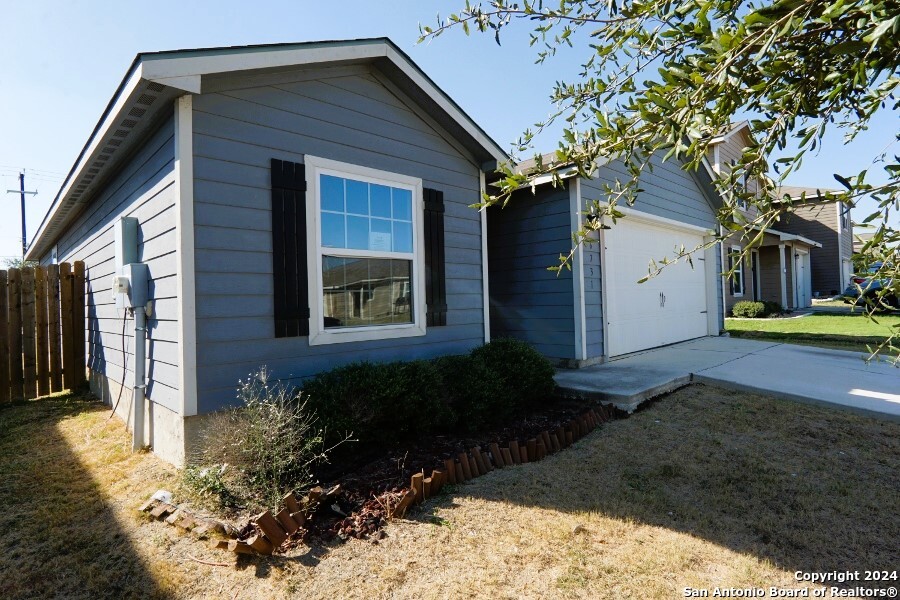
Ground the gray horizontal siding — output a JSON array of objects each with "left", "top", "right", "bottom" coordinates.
[
  {"left": 50, "top": 116, "right": 179, "bottom": 412},
  {"left": 583, "top": 155, "right": 718, "bottom": 230},
  {"left": 779, "top": 203, "right": 845, "bottom": 295},
  {"left": 191, "top": 64, "right": 485, "bottom": 413},
  {"left": 488, "top": 183, "right": 575, "bottom": 361},
  {"left": 580, "top": 154, "right": 717, "bottom": 353},
  {"left": 583, "top": 235, "right": 603, "bottom": 359}
]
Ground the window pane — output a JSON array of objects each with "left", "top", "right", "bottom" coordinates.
[
  {"left": 370, "top": 184, "right": 392, "bottom": 218},
  {"left": 322, "top": 257, "right": 413, "bottom": 328},
  {"left": 346, "top": 179, "right": 368, "bottom": 215},
  {"left": 322, "top": 257, "right": 349, "bottom": 327},
  {"left": 346, "top": 215, "right": 369, "bottom": 250},
  {"left": 321, "top": 175, "right": 344, "bottom": 212},
  {"left": 320, "top": 172, "right": 414, "bottom": 254},
  {"left": 391, "top": 260, "right": 412, "bottom": 323},
  {"left": 321, "top": 212, "right": 345, "bottom": 248},
  {"left": 392, "top": 188, "right": 412, "bottom": 221},
  {"left": 393, "top": 220, "right": 413, "bottom": 253},
  {"left": 370, "top": 218, "right": 392, "bottom": 252}
]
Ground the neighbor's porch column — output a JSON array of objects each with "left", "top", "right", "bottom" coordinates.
[{"left": 779, "top": 242, "right": 787, "bottom": 308}]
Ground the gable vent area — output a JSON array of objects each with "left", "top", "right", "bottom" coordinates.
[
  {"left": 71, "top": 83, "right": 161, "bottom": 207},
  {"left": 32, "top": 79, "right": 180, "bottom": 258}
]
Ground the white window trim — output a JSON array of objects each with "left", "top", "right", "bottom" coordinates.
[
  {"left": 305, "top": 155, "right": 426, "bottom": 346},
  {"left": 730, "top": 245, "right": 745, "bottom": 297}
]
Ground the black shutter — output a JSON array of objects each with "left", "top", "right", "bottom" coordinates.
[
  {"left": 271, "top": 159, "right": 309, "bottom": 338},
  {"left": 728, "top": 252, "right": 735, "bottom": 296},
  {"left": 424, "top": 188, "right": 447, "bottom": 327}
]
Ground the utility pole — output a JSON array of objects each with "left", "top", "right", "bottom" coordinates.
[{"left": 6, "top": 172, "right": 38, "bottom": 259}]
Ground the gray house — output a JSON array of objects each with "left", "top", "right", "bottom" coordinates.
[
  {"left": 489, "top": 154, "right": 725, "bottom": 365},
  {"left": 25, "top": 39, "right": 506, "bottom": 466},
  {"left": 776, "top": 186, "right": 855, "bottom": 297}
]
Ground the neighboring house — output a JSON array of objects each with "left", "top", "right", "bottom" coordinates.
[
  {"left": 853, "top": 230, "right": 875, "bottom": 255},
  {"left": 488, "top": 152, "right": 725, "bottom": 366},
  {"left": 705, "top": 122, "right": 821, "bottom": 311},
  {"left": 775, "top": 186, "right": 855, "bottom": 297},
  {"left": 24, "top": 39, "right": 507, "bottom": 466}
]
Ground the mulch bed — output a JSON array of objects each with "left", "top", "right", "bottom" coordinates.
[
  {"left": 299, "top": 396, "right": 624, "bottom": 543},
  {"left": 146, "top": 395, "right": 624, "bottom": 555}
]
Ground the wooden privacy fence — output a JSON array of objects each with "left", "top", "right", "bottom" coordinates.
[{"left": 0, "top": 262, "right": 86, "bottom": 403}]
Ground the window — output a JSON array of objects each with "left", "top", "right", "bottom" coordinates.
[
  {"left": 306, "top": 156, "right": 425, "bottom": 345},
  {"left": 839, "top": 205, "right": 850, "bottom": 231},
  {"left": 730, "top": 245, "right": 745, "bottom": 296}
]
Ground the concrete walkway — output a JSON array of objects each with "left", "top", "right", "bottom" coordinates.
[{"left": 555, "top": 336, "right": 900, "bottom": 421}]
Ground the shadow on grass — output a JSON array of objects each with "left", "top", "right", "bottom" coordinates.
[
  {"left": 421, "top": 385, "right": 900, "bottom": 588},
  {"left": 0, "top": 394, "right": 164, "bottom": 600},
  {"left": 728, "top": 329, "right": 889, "bottom": 352}
]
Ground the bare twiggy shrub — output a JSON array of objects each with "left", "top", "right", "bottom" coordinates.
[{"left": 184, "top": 367, "right": 351, "bottom": 512}]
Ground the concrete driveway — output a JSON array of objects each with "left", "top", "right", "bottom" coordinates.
[{"left": 555, "top": 336, "right": 900, "bottom": 420}]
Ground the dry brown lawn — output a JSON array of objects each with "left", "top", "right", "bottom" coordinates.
[{"left": 1, "top": 384, "right": 898, "bottom": 599}]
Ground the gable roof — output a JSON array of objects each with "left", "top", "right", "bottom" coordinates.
[
  {"left": 507, "top": 150, "right": 723, "bottom": 215},
  {"left": 707, "top": 121, "right": 751, "bottom": 145},
  {"left": 776, "top": 185, "right": 841, "bottom": 201},
  {"left": 26, "top": 38, "right": 508, "bottom": 261}
]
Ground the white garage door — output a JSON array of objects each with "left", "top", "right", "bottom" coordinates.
[{"left": 604, "top": 217, "right": 710, "bottom": 356}]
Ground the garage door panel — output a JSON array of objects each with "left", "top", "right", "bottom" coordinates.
[{"left": 605, "top": 219, "right": 708, "bottom": 356}]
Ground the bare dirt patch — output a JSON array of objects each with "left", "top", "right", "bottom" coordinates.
[{"left": 2, "top": 384, "right": 897, "bottom": 599}]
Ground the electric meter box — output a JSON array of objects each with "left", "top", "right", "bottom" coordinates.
[
  {"left": 119, "top": 263, "right": 149, "bottom": 309},
  {"left": 112, "top": 216, "right": 141, "bottom": 310}
]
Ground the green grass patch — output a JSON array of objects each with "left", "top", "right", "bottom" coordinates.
[{"left": 727, "top": 312, "right": 900, "bottom": 353}]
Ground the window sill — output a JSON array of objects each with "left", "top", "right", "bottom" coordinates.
[{"left": 308, "top": 322, "right": 426, "bottom": 346}]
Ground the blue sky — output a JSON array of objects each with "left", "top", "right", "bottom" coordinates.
[{"left": 1, "top": 0, "right": 895, "bottom": 261}]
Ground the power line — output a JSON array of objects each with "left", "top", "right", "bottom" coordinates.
[{"left": 0, "top": 164, "right": 66, "bottom": 177}]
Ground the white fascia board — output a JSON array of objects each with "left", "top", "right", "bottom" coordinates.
[
  {"left": 26, "top": 67, "right": 145, "bottom": 261},
  {"left": 382, "top": 45, "right": 507, "bottom": 164},
  {"left": 708, "top": 120, "right": 751, "bottom": 145},
  {"left": 148, "top": 75, "right": 201, "bottom": 93},
  {"left": 701, "top": 153, "right": 718, "bottom": 181},
  {"left": 140, "top": 43, "right": 386, "bottom": 80},
  {"left": 526, "top": 166, "right": 580, "bottom": 189},
  {"left": 782, "top": 233, "right": 822, "bottom": 248},
  {"left": 139, "top": 41, "right": 508, "bottom": 166},
  {"left": 756, "top": 225, "right": 823, "bottom": 248},
  {"left": 514, "top": 156, "right": 613, "bottom": 191}
]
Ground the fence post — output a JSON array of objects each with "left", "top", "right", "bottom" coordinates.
[
  {"left": 73, "top": 261, "right": 86, "bottom": 389},
  {"left": 22, "top": 267, "right": 37, "bottom": 400},
  {"left": 47, "top": 264, "right": 62, "bottom": 393},
  {"left": 35, "top": 266, "right": 50, "bottom": 397},
  {"left": 0, "top": 270, "right": 8, "bottom": 403},
  {"left": 60, "top": 263, "right": 75, "bottom": 392},
  {"left": 8, "top": 268, "right": 23, "bottom": 401}
]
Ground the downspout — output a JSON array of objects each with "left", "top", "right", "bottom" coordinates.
[{"left": 132, "top": 304, "right": 147, "bottom": 452}]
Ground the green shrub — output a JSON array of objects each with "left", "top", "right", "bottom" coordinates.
[
  {"left": 469, "top": 338, "right": 557, "bottom": 411},
  {"left": 434, "top": 354, "right": 506, "bottom": 433},
  {"left": 299, "top": 339, "right": 554, "bottom": 446},
  {"left": 185, "top": 368, "right": 335, "bottom": 511},
  {"left": 732, "top": 300, "right": 767, "bottom": 318},
  {"left": 301, "top": 359, "right": 451, "bottom": 448},
  {"left": 763, "top": 301, "right": 783, "bottom": 315}
]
